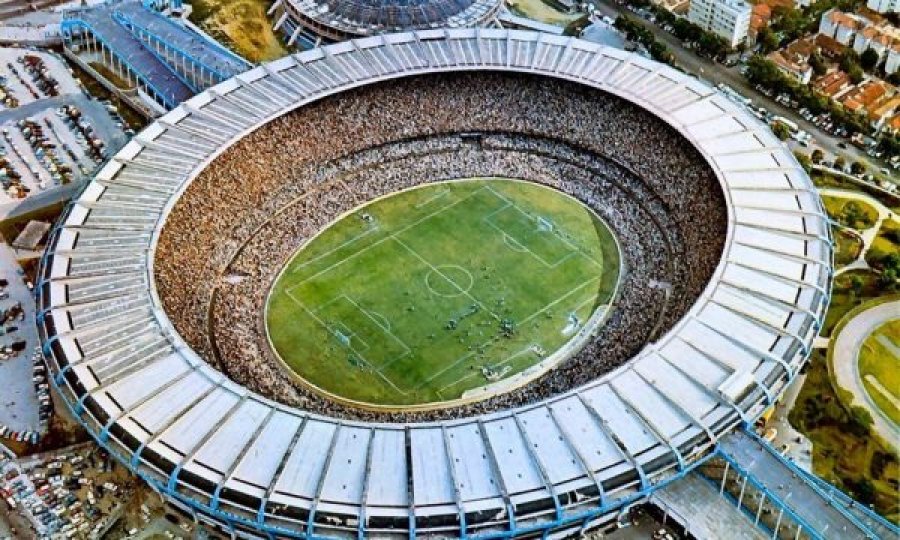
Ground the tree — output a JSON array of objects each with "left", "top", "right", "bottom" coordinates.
[
  {"left": 811, "top": 148, "right": 824, "bottom": 163},
  {"left": 851, "top": 477, "right": 876, "bottom": 505},
  {"left": 840, "top": 49, "right": 861, "bottom": 72},
  {"left": 879, "top": 267, "right": 898, "bottom": 290},
  {"left": 847, "top": 64, "right": 865, "bottom": 84},
  {"left": 860, "top": 48, "right": 880, "bottom": 71},
  {"left": 794, "top": 150, "right": 812, "bottom": 172},
  {"left": 773, "top": 122, "right": 791, "bottom": 140},
  {"left": 851, "top": 161, "right": 866, "bottom": 175},
  {"left": 849, "top": 274, "right": 864, "bottom": 297},
  {"left": 809, "top": 52, "right": 827, "bottom": 76},
  {"left": 758, "top": 28, "right": 780, "bottom": 54},
  {"left": 849, "top": 406, "right": 873, "bottom": 437},
  {"left": 834, "top": 156, "right": 847, "bottom": 171}
]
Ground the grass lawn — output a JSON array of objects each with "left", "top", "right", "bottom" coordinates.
[
  {"left": 266, "top": 178, "right": 620, "bottom": 407},
  {"left": 866, "top": 219, "right": 900, "bottom": 269},
  {"left": 789, "top": 350, "right": 900, "bottom": 523},
  {"left": 822, "top": 270, "right": 884, "bottom": 337},
  {"left": 812, "top": 171, "right": 900, "bottom": 215},
  {"left": 822, "top": 195, "right": 880, "bottom": 231},
  {"left": 833, "top": 227, "right": 863, "bottom": 267},
  {"left": 188, "top": 0, "right": 288, "bottom": 63},
  {"left": 859, "top": 320, "right": 900, "bottom": 427}
]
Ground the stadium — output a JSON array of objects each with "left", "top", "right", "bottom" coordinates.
[
  {"left": 36, "top": 30, "right": 831, "bottom": 539},
  {"left": 269, "top": 0, "right": 503, "bottom": 45}
]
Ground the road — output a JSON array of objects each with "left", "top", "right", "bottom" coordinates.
[
  {"left": 587, "top": 0, "right": 896, "bottom": 181},
  {"left": 830, "top": 299, "right": 900, "bottom": 445}
]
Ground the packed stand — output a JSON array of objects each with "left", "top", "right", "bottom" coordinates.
[{"left": 154, "top": 71, "right": 727, "bottom": 421}]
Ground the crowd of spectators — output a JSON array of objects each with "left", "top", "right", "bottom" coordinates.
[{"left": 154, "top": 71, "right": 727, "bottom": 421}]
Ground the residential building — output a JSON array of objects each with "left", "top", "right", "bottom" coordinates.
[
  {"left": 819, "top": 9, "right": 900, "bottom": 73},
  {"left": 813, "top": 70, "right": 853, "bottom": 98},
  {"left": 767, "top": 38, "right": 816, "bottom": 83},
  {"left": 869, "top": 95, "right": 900, "bottom": 129},
  {"left": 867, "top": 0, "right": 899, "bottom": 14},
  {"left": 819, "top": 9, "right": 865, "bottom": 45},
  {"left": 887, "top": 114, "right": 900, "bottom": 133},
  {"left": 687, "top": 0, "right": 751, "bottom": 47},
  {"left": 841, "top": 80, "right": 890, "bottom": 113},
  {"left": 888, "top": 47, "right": 900, "bottom": 73}
]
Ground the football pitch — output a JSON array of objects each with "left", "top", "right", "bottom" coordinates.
[{"left": 265, "top": 178, "right": 621, "bottom": 407}]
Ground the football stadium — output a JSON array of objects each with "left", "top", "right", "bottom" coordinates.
[{"left": 36, "top": 30, "right": 832, "bottom": 539}]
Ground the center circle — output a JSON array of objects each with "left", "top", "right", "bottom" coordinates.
[
  {"left": 265, "top": 177, "right": 621, "bottom": 409},
  {"left": 425, "top": 265, "right": 474, "bottom": 297}
]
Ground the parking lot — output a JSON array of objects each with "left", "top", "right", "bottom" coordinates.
[
  {"left": 0, "top": 443, "right": 137, "bottom": 539},
  {"left": 0, "top": 48, "right": 129, "bottom": 215},
  {"left": 0, "top": 242, "right": 42, "bottom": 440}
]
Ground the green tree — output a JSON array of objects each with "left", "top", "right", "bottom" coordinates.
[
  {"left": 850, "top": 405, "right": 873, "bottom": 433},
  {"left": 860, "top": 48, "right": 880, "bottom": 71},
  {"left": 880, "top": 267, "right": 898, "bottom": 290},
  {"left": 840, "top": 49, "right": 861, "bottom": 72},
  {"left": 794, "top": 150, "right": 812, "bottom": 172},
  {"left": 847, "top": 64, "right": 865, "bottom": 84},
  {"left": 758, "top": 28, "right": 780, "bottom": 53},
  {"left": 834, "top": 156, "right": 847, "bottom": 171},
  {"left": 811, "top": 148, "right": 824, "bottom": 163},
  {"left": 851, "top": 161, "right": 866, "bottom": 175},
  {"left": 849, "top": 274, "right": 864, "bottom": 297},
  {"left": 810, "top": 52, "right": 827, "bottom": 76},
  {"left": 773, "top": 122, "right": 791, "bottom": 140}
]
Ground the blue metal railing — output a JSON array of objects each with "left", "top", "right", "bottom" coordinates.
[{"left": 60, "top": 18, "right": 180, "bottom": 109}]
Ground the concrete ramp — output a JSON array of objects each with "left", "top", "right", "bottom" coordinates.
[{"left": 651, "top": 472, "right": 768, "bottom": 540}]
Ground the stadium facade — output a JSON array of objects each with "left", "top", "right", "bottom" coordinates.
[
  {"left": 36, "top": 30, "right": 831, "bottom": 539},
  {"left": 269, "top": 0, "right": 502, "bottom": 45}
]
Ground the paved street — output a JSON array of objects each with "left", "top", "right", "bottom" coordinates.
[
  {"left": 830, "top": 299, "right": 900, "bottom": 445},
  {"left": 587, "top": 0, "right": 896, "bottom": 182},
  {"left": 0, "top": 243, "right": 39, "bottom": 434}
]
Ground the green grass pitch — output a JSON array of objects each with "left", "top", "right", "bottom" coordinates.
[{"left": 265, "top": 178, "right": 621, "bottom": 407}]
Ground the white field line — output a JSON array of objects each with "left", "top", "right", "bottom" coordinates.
[
  {"left": 392, "top": 236, "right": 501, "bottom": 322},
  {"left": 284, "top": 289, "right": 408, "bottom": 395},
  {"left": 437, "top": 346, "right": 536, "bottom": 394},
  {"left": 290, "top": 223, "right": 380, "bottom": 273},
  {"left": 414, "top": 187, "right": 451, "bottom": 208},
  {"left": 341, "top": 294, "right": 411, "bottom": 359},
  {"left": 287, "top": 186, "right": 492, "bottom": 293},
  {"left": 518, "top": 277, "right": 600, "bottom": 327},
  {"left": 484, "top": 184, "right": 604, "bottom": 269}
]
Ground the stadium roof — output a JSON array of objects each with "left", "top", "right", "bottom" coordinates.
[
  {"left": 275, "top": 0, "right": 501, "bottom": 37},
  {"left": 37, "top": 29, "right": 831, "bottom": 538}
]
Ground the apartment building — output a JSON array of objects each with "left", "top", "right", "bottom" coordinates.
[{"left": 687, "top": 0, "right": 752, "bottom": 47}]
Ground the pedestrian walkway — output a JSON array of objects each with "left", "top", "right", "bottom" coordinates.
[
  {"left": 718, "top": 430, "right": 898, "bottom": 540},
  {"left": 651, "top": 471, "right": 768, "bottom": 540},
  {"left": 830, "top": 299, "right": 900, "bottom": 444}
]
